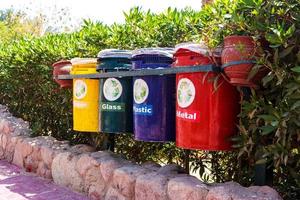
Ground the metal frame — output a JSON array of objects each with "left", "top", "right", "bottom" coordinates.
[{"left": 57, "top": 65, "right": 219, "bottom": 80}]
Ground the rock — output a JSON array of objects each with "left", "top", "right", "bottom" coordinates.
[
  {"left": 52, "top": 152, "right": 85, "bottom": 192},
  {"left": 91, "top": 151, "right": 113, "bottom": 159},
  {"left": 23, "top": 138, "right": 42, "bottom": 172},
  {"left": 100, "top": 155, "right": 127, "bottom": 183},
  {"left": 4, "top": 136, "right": 20, "bottom": 162},
  {"left": 0, "top": 119, "right": 5, "bottom": 133},
  {"left": 76, "top": 152, "right": 121, "bottom": 199},
  {"left": 112, "top": 165, "right": 149, "bottom": 198},
  {"left": 76, "top": 154, "right": 99, "bottom": 177},
  {"left": 86, "top": 165, "right": 107, "bottom": 200},
  {"left": 12, "top": 137, "right": 32, "bottom": 168},
  {"left": 37, "top": 162, "right": 52, "bottom": 179},
  {"left": 141, "top": 162, "right": 161, "bottom": 171},
  {"left": 167, "top": 176, "right": 208, "bottom": 200},
  {"left": 0, "top": 119, "right": 13, "bottom": 134},
  {"left": 105, "top": 187, "right": 129, "bottom": 200},
  {"left": 157, "top": 164, "right": 186, "bottom": 175},
  {"left": 70, "top": 144, "right": 96, "bottom": 154},
  {"left": 206, "top": 182, "right": 282, "bottom": 200},
  {"left": 135, "top": 172, "right": 174, "bottom": 200},
  {"left": 40, "top": 146, "right": 56, "bottom": 167},
  {"left": 248, "top": 186, "right": 283, "bottom": 200}
]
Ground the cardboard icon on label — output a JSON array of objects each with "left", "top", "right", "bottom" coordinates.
[
  {"left": 177, "top": 78, "right": 196, "bottom": 108},
  {"left": 134, "top": 79, "right": 149, "bottom": 104},
  {"left": 74, "top": 80, "right": 87, "bottom": 100},
  {"left": 103, "top": 78, "right": 123, "bottom": 101}
]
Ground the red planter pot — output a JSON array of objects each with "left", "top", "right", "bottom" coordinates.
[
  {"left": 221, "top": 35, "right": 267, "bottom": 88},
  {"left": 52, "top": 60, "right": 72, "bottom": 88}
]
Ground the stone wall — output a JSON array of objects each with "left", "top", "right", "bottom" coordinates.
[{"left": 0, "top": 104, "right": 283, "bottom": 200}]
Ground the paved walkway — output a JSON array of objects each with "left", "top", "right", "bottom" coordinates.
[{"left": 0, "top": 160, "right": 88, "bottom": 200}]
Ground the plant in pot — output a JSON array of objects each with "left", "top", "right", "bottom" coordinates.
[
  {"left": 52, "top": 60, "right": 73, "bottom": 89},
  {"left": 201, "top": 0, "right": 270, "bottom": 88},
  {"left": 221, "top": 34, "right": 269, "bottom": 88}
]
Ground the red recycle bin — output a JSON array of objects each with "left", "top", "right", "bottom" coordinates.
[{"left": 173, "top": 43, "right": 240, "bottom": 150}]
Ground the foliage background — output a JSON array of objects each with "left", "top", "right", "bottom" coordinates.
[{"left": 0, "top": 1, "right": 299, "bottom": 199}]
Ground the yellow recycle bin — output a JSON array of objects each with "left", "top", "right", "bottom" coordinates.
[{"left": 71, "top": 58, "right": 100, "bottom": 132}]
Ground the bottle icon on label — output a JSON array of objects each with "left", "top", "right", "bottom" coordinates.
[
  {"left": 177, "top": 78, "right": 196, "bottom": 108},
  {"left": 103, "top": 78, "right": 123, "bottom": 101},
  {"left": 134, "top": 79, "right": 149, "bottom": 104},
  {"left": 74, "top": 80, "right": 88, "bottom": 100}
]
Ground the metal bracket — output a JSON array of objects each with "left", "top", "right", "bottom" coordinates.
[{"left": 58, "top": 65, "right": 220, "bottom": 80}]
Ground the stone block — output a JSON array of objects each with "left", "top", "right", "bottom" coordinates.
[
  {"left": 135, "top": 172, "right": 173, "bottom": 200},
  {"left": 168, "top": 176, "right": 208, "bottom": 200},
  {"left": 112, "top": 165, "right": 149, "bottom": 198}
]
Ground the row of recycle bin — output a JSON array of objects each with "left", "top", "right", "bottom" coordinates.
[{"left": 53, "top": 43, "right": 240, "bottom": 151}]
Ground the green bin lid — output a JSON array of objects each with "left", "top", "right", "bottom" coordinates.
[{"left": 97, "top": 49, "right": 132, "bottom": 70}]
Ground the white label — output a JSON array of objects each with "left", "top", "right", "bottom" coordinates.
[
  {"left": 103, "top": 78, "right": 123, "bottom": 101},
  {"left": 177, "top": 78, "right": 196, "bottom": 108},
  {"left": 73, "top": 101, "right": 88, "bottom": 108},
  {"left": 134, "top": 79, "right": 149, "bottom": 104},
  {"left": 74, "top": 80, "right": 87, "bottom": 99}
]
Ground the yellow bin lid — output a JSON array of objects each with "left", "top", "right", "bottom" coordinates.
[{"left": 71, "top": 58, "right": 98, "bottom": 75}]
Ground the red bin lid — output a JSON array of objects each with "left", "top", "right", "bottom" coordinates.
[
  {"left": 174, "top": 42, "right": 222, "bottom": 58},
  {"left": 52, "top": 60, "right": 72, "bottom": 67}
]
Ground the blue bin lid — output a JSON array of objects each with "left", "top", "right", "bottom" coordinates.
[
  {"left": 132, "top": 47, "right": 174, "bottom": 58},
  {"left": 132, "top": 48, "right": 174, "bottom": 69}
]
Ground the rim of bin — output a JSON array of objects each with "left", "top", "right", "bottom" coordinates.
[
  {"left": 174, "top": 42, "right": 222, "bottom": 57},
  {"left": 52, "top": 60, "right": 71, "bottom": 67},
  {"left": 70, "top": 58, "right": 97, "bottom": 65},
  {"left": 132, "top": 47, "right": 174, "bottom": 58},
  {"left": 97, "top": 49, "right": 132, "bottom": 59}
]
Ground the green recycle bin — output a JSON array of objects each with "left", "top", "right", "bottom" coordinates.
[{"left": 97, "top": 49, "right": 133, "bottom": 134}]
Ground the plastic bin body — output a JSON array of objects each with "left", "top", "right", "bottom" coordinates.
[
  {"left": 71, "top": 58, "right": 100, "bottom": 132},
  {"left": 97, "top": 50, "right": 133, "bottom": 134},
  {"left": 174, "top": 44, "right": 240, "bottom": 150},
  {"left": 132, "top": 50, "right": 176, "bottom": 142}
]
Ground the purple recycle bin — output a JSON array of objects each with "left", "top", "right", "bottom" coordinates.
[{"left": 132, "top": 48, "right": 176, "bottom": 142}]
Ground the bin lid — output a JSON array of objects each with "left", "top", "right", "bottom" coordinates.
[
  {"left": 132, "top": 47, "right": 174, "bottom": 59},
  {"left": 52, "top": 60, "right": 72, "bottom": 67},
  {"left": 71, "top": 58, "right": 97, "bottom": 67},
  {"left": 97, "top": 49, "right": 132, "bottom": 70},
  {"left": 97, "top": 49, "right": 132, "bottom": 59},
  {"left": 174, "top": 42, "right": 222, "bottom": 57}
]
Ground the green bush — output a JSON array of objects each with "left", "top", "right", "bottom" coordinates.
[
  {"left": 199, "top": 0, "right": 300, "bottom": 198},
  {"left": 0, "top": 2, "right": 299, "bottom": 199}
]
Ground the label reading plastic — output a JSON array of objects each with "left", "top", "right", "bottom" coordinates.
[
  {"left": 101, "top": 102, "right": 125, "bottom": 112},
  {"left": 133, "top": 104, "right": 153, "bottom": 116},
  {"left": 176, "top": 109, "right": 200, "bottom": 122}
]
